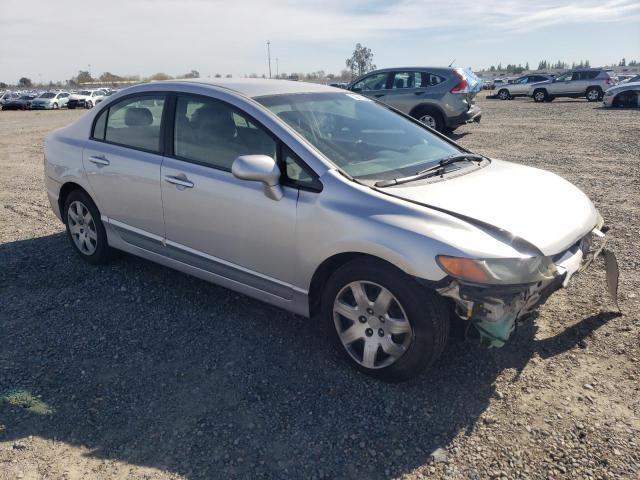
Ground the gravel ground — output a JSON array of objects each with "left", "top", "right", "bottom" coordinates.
[{"left": 1, "top": 96, "right": 639, "bottom": 480}]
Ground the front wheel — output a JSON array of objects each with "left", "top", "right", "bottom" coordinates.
[
  {"left": 85, "top": 101, "right": 93, "bottom": 109},
  {"left": 497, "top": 89, "right": 510, "bottom": 100},
  {"left": 53, "top": 102, "right": 59, "bottom": 110},
  {"left": 63, "top": 190, "right": 111, "bottom": 264},
  {"left": 322, "top": 259, "right": 450, "bottom": 381}
]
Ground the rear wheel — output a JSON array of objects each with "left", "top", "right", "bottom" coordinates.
[
  {"left": 533, "top": 89, "right": 547, "bottom": 103},
  {"left": 85, "top": 100, "right": 93, "bottom": 109},
  {"left": 322, "top": 259, "right": 449, "bottom": 381},
  {"left": 412, "top": 107, "right": 444, "bottom": 132},
  {"left": 586, "top": 87, "right": 601, "bottom": 102},
  {"left": 497, "top": 89, "right": 510, "bottom": 100},
  {"left": 63, "top": 190, "right": 111, "bottom": 264}
]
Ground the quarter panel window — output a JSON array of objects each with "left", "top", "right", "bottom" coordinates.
[
  {"left": 174, "top": 95, "right": 276, "bottom": 171},
  {"left": 92, "top": 108, "right": 108, "bottom": 140},
  {"left": 103, "top": 95, "right": 165, "bottom": 152}
]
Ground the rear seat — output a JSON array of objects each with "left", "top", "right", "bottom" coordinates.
[{"left": 106, "top": 107, "right": 160, "bottom": 151}]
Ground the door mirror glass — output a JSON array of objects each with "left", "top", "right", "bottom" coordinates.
[{"left": 232, "top": 155, "right": 283, "bottom": 200}]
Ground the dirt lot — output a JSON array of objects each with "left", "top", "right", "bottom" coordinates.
[{"left": 1, "top": 95, "right": 639, "bottom": 480}]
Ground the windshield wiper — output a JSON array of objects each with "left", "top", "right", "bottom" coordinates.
[{"left": 374, "top": 154, "right": 483, "bottom": 188}]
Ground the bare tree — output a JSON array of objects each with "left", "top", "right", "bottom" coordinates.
[{"left": 346, "top": 43, "right": 376, "bottom": 79}]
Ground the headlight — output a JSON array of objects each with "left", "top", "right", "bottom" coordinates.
[{"left": 436, "top": 255, "right": 557, "bottom": 285}]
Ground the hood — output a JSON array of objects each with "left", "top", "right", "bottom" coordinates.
[
  {"left": 70, "top": 94, "right": 89, "bottom": 100},
  {"left": 384, "top": 160, "right": 598, "bottom": 256}
]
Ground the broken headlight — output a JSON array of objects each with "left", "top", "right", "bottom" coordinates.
[{"left": 436, "top": 255, "right": 557, "bottom": 285}]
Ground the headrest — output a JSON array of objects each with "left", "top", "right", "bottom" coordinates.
[{"left": 124, "top": 107, "right": 153, "bottom": 127}]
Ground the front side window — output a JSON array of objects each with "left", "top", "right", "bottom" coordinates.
[
  {"left": 174, "top": 95, "right": 276, "bottom": 171},
  {"left": 94, "top": 95, "right": 166, "bottom": 152},
  {"left": 351, "top": 73, "right": 389, "bottom": 92},
  {"left": 257, "top": 92, "right": 459, "bottom": 182},
  {"left": 40, "top": 92, "right": 56, "bottom": 98},
  {"left": 556, "top": 73, "right": 573, "bottom": 81}
]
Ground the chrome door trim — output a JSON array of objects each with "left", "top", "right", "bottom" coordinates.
[{"left": 103, "top": 216, "right": 307, "bottom": 299}]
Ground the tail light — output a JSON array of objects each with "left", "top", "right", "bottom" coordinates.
[{"left": 451, "top": 68, "right": 469, "bottom": 93}]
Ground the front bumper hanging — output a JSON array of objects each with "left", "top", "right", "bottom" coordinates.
[{"left": 437, "top": 227, "right": 619, "bottom": 348}]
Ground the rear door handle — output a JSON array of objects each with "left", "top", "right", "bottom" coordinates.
[
  {"left": 374, "top": 94, "right": 385, "bottom": 98},
  {"left": 88, "top": 155, "right": 110, "bottom": 166},
  {"left": 414, "top": 91, "right": 425, "bottom": 95},
  {"left": 164, "top": 175, "right": 194, "bottom": 188}
]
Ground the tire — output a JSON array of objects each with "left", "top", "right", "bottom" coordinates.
[
  {"left": 321, "top": 259, "right": 450, "bottom": 382},
  {"left": 412, "top": 107, "right": 445, "bottom": 132},
  {"left": 53, "top": 102, "right": 59, "bottom": 110},
  {"left": 586, "top": 87, "right": 601, "bottom": 102},
  {"left": 497, "top": 89, "right": 510, "bottom": 100},
  {"left": 85, "top": 101, "right": 93, "bottom": 109},
  {"left": 68, "top": 105, "right": 75, "bottom": 110},
  {"left": 63, "top": 190, "right": 111, "bottom": 265},
  {"left": 533, "top": 89, "right": 547, "bottom": 103}
]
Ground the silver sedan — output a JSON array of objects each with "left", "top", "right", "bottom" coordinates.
[{"left": 44, "top": 79, "right": 618, "bottom": 381}]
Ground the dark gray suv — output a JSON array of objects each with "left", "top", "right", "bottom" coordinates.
[{"left": 347, "top": 67, "right": 482, "bottom": 133}]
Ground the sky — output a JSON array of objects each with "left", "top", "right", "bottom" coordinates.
[{"left": 1, "top": 0, "right": 639, "bottom": 84}]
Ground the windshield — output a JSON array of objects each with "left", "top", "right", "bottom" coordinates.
[
  {"left": 257, "top": 92, "right": 459, "bottom": 181},
  {"left": 79, "top": 90, "right": 91, "bottom": 96},
  {"left": 39, "top": 92, "right": 55, "bottom": 98}
]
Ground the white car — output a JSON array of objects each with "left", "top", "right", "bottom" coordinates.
[
  {"left": 67, "top": 90, "right": 105, "bottom": 109},
  {"left": 31, "top": 91, "right": 70, "bottom": 110},
  {"left": 494, "top": 74, "right": 553, "bottom": 100}
]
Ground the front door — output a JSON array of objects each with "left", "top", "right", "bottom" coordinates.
[
  {"left": 83, "top": 93, "right": 167, "bottom": 239},
  {"left": 349, "top": 72, "right": 390, "bottom": 102},
  {"left": 160, "top": 93, "right": 298, "bottom": 299}
]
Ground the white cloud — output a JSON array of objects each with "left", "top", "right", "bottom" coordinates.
[{"left": 0, "top": 0, "right": 638, "bottom": 81}]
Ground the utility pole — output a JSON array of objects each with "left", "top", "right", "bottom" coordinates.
[
  {"left": 276, "top": 58, "right": 279, "bottom": 78},
  {"left": 267, "top": 41, "right": 272, "bottom": 78}
]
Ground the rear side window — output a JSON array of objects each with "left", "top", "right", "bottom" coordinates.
[
  {"left": 173, "top": 94, "right": 276, "bottom": 171},
  {"left": 92, "top": 95, "right": 166, "bottom": 152}
]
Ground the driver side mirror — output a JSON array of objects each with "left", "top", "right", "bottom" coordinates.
[
  {"left": 350, "top": 86, "right": 361, "bottom": 92},
  {"left": 232, "top": 155, "right": 283, "bottom": 201}
]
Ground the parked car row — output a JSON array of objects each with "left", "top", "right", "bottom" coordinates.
[
  {"left": 0, "top": 88, "right": 118, "bottom": 110},
  {"left": 487, "top": 68, "right": 632, "bottom": 105}
]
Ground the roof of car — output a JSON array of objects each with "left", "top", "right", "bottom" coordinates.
[{"left": 171, "top": 78, "right": 337, "bottom": 98}]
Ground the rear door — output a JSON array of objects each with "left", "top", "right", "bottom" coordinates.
[
  {"left": 348, "top": 72, "right": 391, "bottom": 102},
  {"left": 383, "top": 71, "right": 446, "bottom": 114},
  {"left": 83, "top": 93, "right": 167, "bottom": 240}
]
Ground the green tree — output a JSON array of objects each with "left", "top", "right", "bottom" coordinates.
[
  {"left": 76, "top": 70, "right": 93, "bottom": 84},
  {"left": 182, "top": 70, "right": 200, "bottom": 78},
  {"left": 345, "top": 43, "right": 376, "bottom": 78},
  {"left": 99, "top": 72, "right": 124, "bottom": 83},
  {"left": 18, "top": 77, "right": 32, "bottom": 87},
  {"left": 147, "top": 72, "right": 172, "bottom": 81}
]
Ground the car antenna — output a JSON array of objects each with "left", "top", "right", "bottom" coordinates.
[{"left": 448, "top": 58, "right": 456, "bottom": 67}]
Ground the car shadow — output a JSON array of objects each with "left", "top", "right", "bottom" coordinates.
[{"left": 0, "top": 233, "right": 621, "bottom": 479}]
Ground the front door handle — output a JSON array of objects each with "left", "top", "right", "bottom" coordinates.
[
  {"left": 374, "top": 94, "right": 385, "bottom": 98},
  {"left": 88, "top": 155, "right": 110, "bottom": 166},
  {"left": 414, "top": 91, "right": 425, "bottom": 95},
  {"left": 164, "top": 175, "right": 194, "bottom": 188}
]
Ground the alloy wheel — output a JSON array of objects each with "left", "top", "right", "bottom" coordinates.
[
  {"left": 587, "top": 89, "right": 600, "bottom": 101},
  {"left": 498, "top": 89, "right": 509, "bottom": 100},
  {"left": 534, "top": 91, "right": 545, "bottom": 102},
  {"left": 418, "top": 114, "right": 436, "bottom": 129},
  {"left": 333, "top": 281, "right": 413, "bottom": 369},
  {"left": 67, "top": 201, "right": 98, "bottom": 255}
]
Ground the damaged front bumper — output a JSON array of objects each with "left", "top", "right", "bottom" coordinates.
[{"left": 437, "top": 227, "right": 619, "bottom": 348}]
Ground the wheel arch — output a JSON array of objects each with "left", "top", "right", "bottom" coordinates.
[
  {"left": 408, "top": 102, "right": 445, "bottom": 120},
  {"left": 58, "top": 182, "right": 94, "bottom": 218},
  {"left": 308, "top": 252, "right": 421, "bottom": 319}
]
